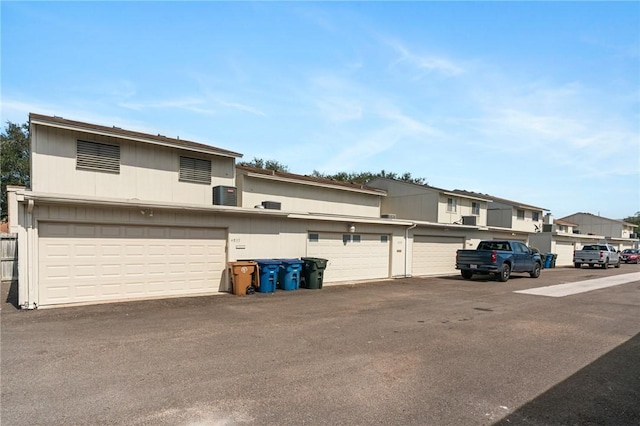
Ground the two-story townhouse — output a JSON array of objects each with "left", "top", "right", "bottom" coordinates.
[
  {"left": 234, "top": 165, "right": 411, "bottom": 283},
  {"left": 529, "top": 213, "right": 638, "bottom": 266},
  {"left": 366, "top": 178, "right": 493, "bottom": 277},
  {"left": 451, "top": 191, "right": 547, "bottom": 237},
  {"left": 529, "top": 215, "right": 582, "bottom": 266},
  {"left": 560, "top": 213, "right": 637, "bottom": 240},
  {"left": 8, "top": 113, "right": 415, "bottom": 309},
  {"left": 366, "top": 178, "right": 490, "bottom": 227}
]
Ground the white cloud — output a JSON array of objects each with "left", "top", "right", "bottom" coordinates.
[
  {"left": 216, "top": 100, "right": 266, "bottom": 117},
  {"left": 385, "top": 38, "right": 464, "bottom": 77}
]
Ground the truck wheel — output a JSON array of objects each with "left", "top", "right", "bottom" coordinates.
[
  {"left": 602, "top": 259, "right": 609, "bottom": 269},
  {"left": 574, "top": 263, "right": 581, "bottom": 268},
  {"left": 461, "top": 270, "right": 473, "bottom": 280},
  {"left": 497, "top": 264, "right": 511, "bottom": 282},
  {"left": 529, "top": 262, "right": 541, "bottom": 278}
]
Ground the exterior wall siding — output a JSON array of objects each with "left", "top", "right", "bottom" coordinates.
[
  {"left": 237, "top": 176, "right": 381, "bottom": 217},
  {"left": 31, "top": 125, "right": 235, "bottom": 205},
  {"left": 437, "top": 195, "right": 488, "bottom": 226},
  {"left": 562, "top": 214, "right": 626, "bottom": 238}
]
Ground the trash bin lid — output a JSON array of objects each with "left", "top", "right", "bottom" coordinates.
[
  {"left": 278, "top": 258, "right": 303, "bottom": 265},
  {"left": 253, "top": 259, "right": 282, "bottom": 265},
  {"left": 301, "top": 257, "right": 328, "bottom": 268},
  {"left": 228, "top": 261, "right": 257, "bottom": 266}
]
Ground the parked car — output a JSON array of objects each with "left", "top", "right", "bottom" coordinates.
[
  {"left": 620, "top": 249, "right": 640, "bottom": 264},
  {"left": 573, "top": 244, "right": 621, "bottom": 269},
  {"left": 455, "top": 240, "right": 542, "bottom": 282}
]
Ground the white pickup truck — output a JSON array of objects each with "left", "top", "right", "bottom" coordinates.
[{"left": 573, "top": 244, "right": 621, "bottom": 269}]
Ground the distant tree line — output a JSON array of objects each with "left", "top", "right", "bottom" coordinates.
[{"left": 239, "top": 157, "right": 427, "bottom": 185}]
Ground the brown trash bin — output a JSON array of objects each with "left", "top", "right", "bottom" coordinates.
[{"left": 228, "top": 261, "right": 258, "bottom": 296}]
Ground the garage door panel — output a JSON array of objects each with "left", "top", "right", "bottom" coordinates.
[
  {"left": 413, "top": 235, "right": 463, "bottom": 276},
  {"left": 38, "top": 223, "right": 226, "bottom": 306},
  {"left": 307, "top": 233, "right": 390, "bottom": 283},
  {"left": 555, "top": 242, "right": 575, "bottom": 267}
]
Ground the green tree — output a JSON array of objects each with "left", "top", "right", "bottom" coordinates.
[
  {"left": 238, "top": 157, "right": 289, "bottom": 173},
  {"left": 312, "top": 169, "right": 427, "bottom": 185},
  {"left": 1, "top": 121, "right": 30, "bottom": 221},
  {"left": 623, "top": 212, "right": 640, "bottom": 227}
]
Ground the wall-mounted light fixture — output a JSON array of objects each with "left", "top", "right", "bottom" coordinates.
[
  {"left": 348, "top": 223, "right": 356, "bottom": 233},
  {"left": 140, "top": 208, "right": 154, "bottom": 217}
]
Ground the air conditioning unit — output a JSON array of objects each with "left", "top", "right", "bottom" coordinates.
[
  {"left": 381, "top": 214, "right": 396, "bottom": 219},
  {"left": 261, "top": 201, "right": 281, "bottom": 210},
  {"left": 213, "top": 186, "right": 237, "bottom": 206},
  {"left": 631, "top": 233, "right": 638, "bottom": 239},
  {"left": 462, "top": 216, "right": 477, "bottom": 226},
  {"left": 573, "top": 230, "right": 581, "bottom": 234}
]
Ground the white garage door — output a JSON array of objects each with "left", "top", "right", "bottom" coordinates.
[
  {"left": 306, "top": 232, "right": 390, "bottom": 283},
  {"left": 38, "top": 222, "right": 226, "bottom": 307},
  {"left": 412, "top": 235, "right": 464, "bottom": 276},
  {"left": 554, "top": 241, "right": 575, "bottom": 267}
]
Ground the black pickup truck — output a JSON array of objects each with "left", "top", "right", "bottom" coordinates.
[{"left": 455, "top": 240, "right": 543, "bottom": 282}]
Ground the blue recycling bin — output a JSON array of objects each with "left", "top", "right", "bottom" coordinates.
[
  {"left": 544, "top": 253, "right": 554, "bottom": 269},
  {"left": 254, "top": 259, "right": 281, "bottom": 293},
  {"left": 278, "top": 259, "right": 304, "bottom": 291}
]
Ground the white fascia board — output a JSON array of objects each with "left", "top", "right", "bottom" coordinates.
[
  {"left": 30, "top": 118, "right": 240, "bottom": 159},
  {"left": 287, "top": 213, "right": 413, "bottom": 226},
  {"left": 411, "top": 219, "right": 480, "bottom": 230},
  {"left": 245, "top": 172, "right": 387, "bottom": 196},
  {"left": 20, "top": 192, "right": 291, "bottom": 217},
  {"left": 441, "top": 191, "right": 491, "bottom": 203},
  {"left": 485, "top": 226, "right": 534, "bottom": 235}
]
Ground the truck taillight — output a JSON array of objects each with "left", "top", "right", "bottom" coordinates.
[{"left": 491, "top": 251, "right": 497, "bottom": 263}]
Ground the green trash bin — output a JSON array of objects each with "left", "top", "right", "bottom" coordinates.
[{"left": 301, "top": 257, "right": 328, "bottom": 289}]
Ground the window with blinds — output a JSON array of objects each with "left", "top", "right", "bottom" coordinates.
[
  {"left": 76, "top": 140, "right": 120, "bottom": 173},
  {"left": 179, "top": 156, "right": 211, "bottom": 184}
]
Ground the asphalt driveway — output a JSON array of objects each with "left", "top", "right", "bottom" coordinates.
[{"left": 2, "top": 266, "right": 639, "bottom": 425}]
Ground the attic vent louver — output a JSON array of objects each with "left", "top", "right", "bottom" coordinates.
[{"left": 76, "top": 140, "right": 120, "bottom": 173}]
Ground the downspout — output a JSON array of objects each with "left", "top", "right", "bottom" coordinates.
[
  {"left": 404, "top": 223, "right": 417, "bottom": 277},
  {"left": 25, "top": 200, "right": 36, "bottom": 309}
]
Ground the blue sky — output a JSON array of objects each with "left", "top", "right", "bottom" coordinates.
[{"left": 2, "top": 2, "right": 639, "bottom": 220}]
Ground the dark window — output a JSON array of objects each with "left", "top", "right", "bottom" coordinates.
[
  {"left": 308, "top": 233, "right": 319, "bottom": 242},
  {"left": 472, "top": 202, "right": 480, "bottom": 215},
  {"left": 447, "top": 198, "right": 457, "bottom": 212},
  {"left": 532, "top": 212, "right": 540, "bottom": 221},
  {"left": 179, "top": 156, "right": 211, "bottom": 184},
  {"left": 517, "top": 209, "right": 525, "bottom": 220},
  {"left": 76, "top": 140, "right": 120, "bottom": 173},
  {"left": 352, "top": 235, "right": 361, "bottom": 243},
  {"left": 381, "top": 235, "right": 389, "bottom": 243},
  {"left": 343, "top": 234, "right": 351, "bottom": 244}
]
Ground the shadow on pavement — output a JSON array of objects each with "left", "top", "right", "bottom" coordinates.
[
  {"left": 1, "top": 280, "right": 20, "bottom": 310},
  {"left": 494, "top": 333, "right": 640, "bottom": 425}
]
